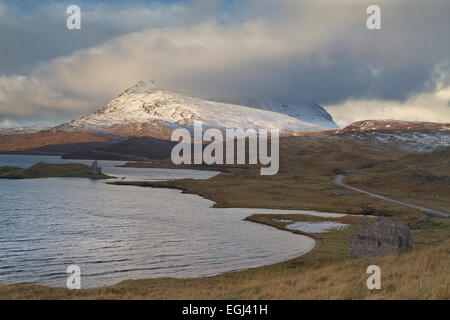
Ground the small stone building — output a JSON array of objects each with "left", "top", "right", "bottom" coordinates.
[
  {"left": 89, "top": 161, "right": 102, "bottom": 175},
  {"left": 349, "top": 217, "right": 412, "bottom": 258}
]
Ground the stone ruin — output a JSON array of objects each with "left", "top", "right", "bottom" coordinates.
[
  {"left": 349, "top": 217, "right": 412, "bottom": 258},
  {"left": 89, "top": 161, "right": 102, "bottom": 175}
]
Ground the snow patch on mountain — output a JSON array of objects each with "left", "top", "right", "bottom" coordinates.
[
  {"left": 335, "top": 130, "right": 450, "bottom": 152},
  {"left": 218, "top": 97, "right": 338, "bottom": 129}
]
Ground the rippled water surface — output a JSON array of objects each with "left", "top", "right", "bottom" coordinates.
[{"left": 0, "top": 155, "right": 320, "bottom": 288}]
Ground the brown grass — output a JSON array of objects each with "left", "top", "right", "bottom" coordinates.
[
  {"left": 0, "top": 130, "right": 108, "bottom": 151},
  {"left": 346, "top": 147, "right": 450, "bottom": 212},
  {"left": 117, "top": 136, "right": 434, "bottom": 219}
]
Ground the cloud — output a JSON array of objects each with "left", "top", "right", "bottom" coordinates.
[
  {"left": 327, "top": 90, "right": 450, "bottom": 127},
  {"left": 0, "top": 0, "right": 449, "bottom": 126},
  {"left": 326, "top": 60, "right": 450, "bottom": 126},
  {"left": 0, "top": 0, "right": 229, "bottom": 75}
]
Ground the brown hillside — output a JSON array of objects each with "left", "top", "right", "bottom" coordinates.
[{"left": 0, "top": 130, "right": 109, "bottom": 151}]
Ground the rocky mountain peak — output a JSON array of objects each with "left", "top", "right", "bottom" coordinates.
[{"left": 122, "top": 80, "right": 159, "bottom": 95}]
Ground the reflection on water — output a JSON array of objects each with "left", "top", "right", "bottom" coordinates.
[{"left": 0, "top": 155, "right": 321, "bottom": 288}]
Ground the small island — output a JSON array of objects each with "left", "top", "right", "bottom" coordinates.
[{"left": 0, "top": 162, "right": 114, "bottom": 179}]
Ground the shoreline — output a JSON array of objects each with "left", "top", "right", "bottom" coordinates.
[
  {"left": 0, "top": 203, "right": 360, "bottom": 291},
  {"left": 0, "top": 177, "right": 350, "bottom": 290},
  {"left": 0, "top": 217, "right": 322, "bottom": 290},
  {"left": 0, "top": 156, "right": 348, "bottom": 292},
  {"left": 0, "top": 220, "right": 319, "bottom": 290},
  {"left": 0, "top": 169, "right": 341, "bottom": 291}
]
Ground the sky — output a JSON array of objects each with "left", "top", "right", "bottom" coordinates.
[{"left": 0, "top": 0, "right": 449, "bottom": 128}]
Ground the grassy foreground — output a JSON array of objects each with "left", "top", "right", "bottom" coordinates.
[
  {"left": 0, "top": 216, "right": 448, "bottom": 299},
  {"left": 0, "top": 162, "right": 114, "bottom": 179}
]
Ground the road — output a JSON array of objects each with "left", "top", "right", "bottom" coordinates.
[{"left": 334, "top": 175, "right": 450, "bottom": 218}]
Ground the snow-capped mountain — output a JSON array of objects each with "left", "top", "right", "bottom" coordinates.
[
  {"left": 0, "top": 125, "right": 50, "bottom": 135},
  {"left": 56, "top": 81, "right": 337, "bottom": 135},
  {"left": 217, "top": 97, "right": 338, "bottom": 129}
]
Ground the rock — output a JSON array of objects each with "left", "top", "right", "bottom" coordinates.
[
  {"left": 89, "top": 161, "right": 102, "bottom": 175},
  {"left": 349, "top": 217, "right": 412, "bottom": 258}
]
